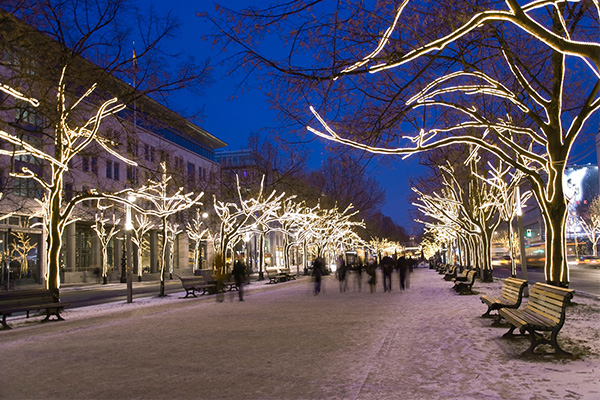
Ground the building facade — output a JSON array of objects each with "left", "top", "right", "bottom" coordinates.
[{"left": 0, "top": 11, "right": 226, "bottom": 287}]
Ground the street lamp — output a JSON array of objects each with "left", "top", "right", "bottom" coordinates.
[
  {"left": 515, "top": 186, "right": 528, "bottom": 296},
  {"left": 243, "top": 232, "right": 250, "bottom": 272},
  {"left": 125, "top": 194, "right": 135, "bottom": 303}
]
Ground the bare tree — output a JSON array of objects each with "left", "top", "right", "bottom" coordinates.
[
  {"left": 9, "top": 231, "right": 37, "bottom": 278},
  {"left": 186, "top": 209, "right": 209, "bottom": 272},
  {"left": 92, "top": 207, "right": 121, "bottom": 284},
  {"left": 130, "top": 213, "right": 154, "bottom": 281},
  {"left": 0, "top": 74, "right": 131, "bottom": 299},
  {"left": 123, "top": 162, "right": 202, "bottom": 296},
  {"left": 579, "top": 195, "right": 600, "bottom": 257},
  {"left": 307, "top": 1, "right": 600, "bottom": 287}
]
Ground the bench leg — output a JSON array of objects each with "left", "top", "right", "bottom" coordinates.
[
  {"left": 42, "top": 308, "right": 65, "bottom": 323},
  {"left": 522, "top": 329, "right": 572, "bottom": 356},
  {"left": 502, "top": 324, "right": 519, "bottom": 338},
  {"left": 491, "top": 314, "right": 504, "bottom": 327},
  {"left": 1, "top": 315, "right": 11, "bottom": 330},
  {"left": 481, "top": 306, "right": 494, "bottom": 318},
  {"left": 183, "top": 289, "right": 197, "bottom": 298}
]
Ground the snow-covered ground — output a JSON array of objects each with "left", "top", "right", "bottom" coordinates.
[{"left": 1, "top": 267, "right": 598, "bottom": 400}]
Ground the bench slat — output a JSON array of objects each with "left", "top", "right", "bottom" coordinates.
[
  {"left": 1, "top": 289, "right": 68, "bottom": 330},
  {"left": 498, "top": 282, "right": 574, "bottom": 355}
]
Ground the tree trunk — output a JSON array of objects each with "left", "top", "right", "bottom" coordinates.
[
  {"left": 543, "top": 196, "right": 569, "bottom": 286},
  {"left": 258, "top": 234, "right": 265, "bottom": 280},
  {"left": 159, "top": 217, "right": 168, "bottom": 297},
  {"left": 46, "top": 183, "right": 64, "bottom": 302}
]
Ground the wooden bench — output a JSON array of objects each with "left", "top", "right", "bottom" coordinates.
[
  {"left": 223, "top": 277, "right": 239, "bottom": 292},
  {"left": 0, "top": 289, "right": 69, "bottom": 330},
  {"left": 480, "top": 277, "right": 528, "bottom": 323},
  {"left": 452, "top": 268, "right": 471, "bottom": 282},
  {"left": 452, "top": 270, "right": 476, "bottom": 294},
  {"left": 499, "top": 282, "right": 575, "bottom": 356},
  {"left": 279, "top": 267, "right": 297, "bottom": 281},
  {"left": 179, "top": 276, "right": 216, "bottom": 298},
  {"left": 443, "top": 265, "right": 457, "bottom": 281},
  {"left": 266, "top": 268, "right": 286, "bottom": 284},
  {"left": 437, "top": 264, "right": 450, "bottom": 274}
]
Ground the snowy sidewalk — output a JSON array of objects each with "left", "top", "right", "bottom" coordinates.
[{"left": 1, "top": 268, "right": 598, "bottom": 399}]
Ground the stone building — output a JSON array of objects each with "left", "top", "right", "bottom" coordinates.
[{"left": 0, "top": 10, "right": 226, "bottom": 286}]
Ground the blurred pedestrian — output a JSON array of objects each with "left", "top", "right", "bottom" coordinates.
[
  {"left": 354, "top": 258, "right": 363, "bottom": 292},
  {"left": 336, "top": 255, "right": 348, "bottom": 292},
  {"left": 381, "top": 255, "right": 394, "bottom": 292},
  {"left": 397, "top": 255, "right": 407, "bottom": 290},
  {"left": 406, "top": 256, "right": 414, "bottom": 289},
  {"left": 312, "top": 256, "right": 325, "bottom": 295},
  {"left": 366, "top": 259, "right": 377, "bottom": 293},
  {"left": 232, "top": 255, "right": 247, "bottom": 301}
]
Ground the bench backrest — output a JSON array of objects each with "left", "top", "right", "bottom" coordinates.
[
  {"left": 266, "top": 268, "right": 280, "bottom": 276},
  {"left": 280, "top": 268, "right": 290, "bottom": 274},
  {"left": 180, "top": 276, "right": 206, "bottom": 287},
  {"left": 500, "top": 278, "right": 528, "bottom": 305},
  {"left": 0, "top": 289, "right": 57, "bottom": 309},
  {"left": 525, "top": 283, "right": 575, "bottom": 326},
  {"left": 466, "top": 270, "right": 476, "bottom": 283},
  {"left": 195, "top": 269, "right": 215, "bottom": 283}
]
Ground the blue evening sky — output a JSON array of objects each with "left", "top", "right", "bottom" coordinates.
[{"left": 140, "top": 0, "right": 598, "bottom": 232}]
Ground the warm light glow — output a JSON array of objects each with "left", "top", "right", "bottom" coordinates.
[{"left": 306, "top": 0, "right": 597, "bottom": 285}]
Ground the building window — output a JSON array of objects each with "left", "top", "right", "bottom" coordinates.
[
  {"left": 144, "top": 144, "right": 150, "bottom": 161},
  {"left": 15, "top": 106, "right": 45, "bottom": 128},
  {"left": 113, "top": 162, "right": 120, "bottom": 181},
  {"left": 106, "top": 160, "right": 113, "bottom": 179},
  {"left": 81, "top": 156, "right": 89, "bottom": 172},
  {"left": 127, "top": 137, "right": 138, "bottom": 157},
  {"left": 15, "top": 178, "right": 43, "bottom": 198},
  {"left": 91, "top": 156, "right": 98, "bottom": 175},
  {"left": 64, "top": 183, "right": 73, "bottom": 202},
  {"left": 127, "top": 165, "right": 138, "bottom": 184},
  {"left": 187, "top": 162, "right": 196, "bottom": 187},
  {"left": 150, "top": 146, "right": 155, "bottom": 162}
]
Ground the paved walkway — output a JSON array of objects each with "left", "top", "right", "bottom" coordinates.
[{"left": 1, "top": 268, "right": 598, "bottom": 399}]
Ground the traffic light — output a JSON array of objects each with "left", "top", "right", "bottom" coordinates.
[{"left": 526, "top": 229, "right": 533, "bottom": 238}]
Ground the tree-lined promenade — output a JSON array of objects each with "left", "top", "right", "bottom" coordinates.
[{"left": 207, "top": 0, "right": 600, "bottom": 287}]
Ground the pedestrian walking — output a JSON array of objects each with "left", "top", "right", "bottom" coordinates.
[
  {"left": 397, "top": 255, "right": 407, "bottom": 290},
  {"left": 232, "top": 255, "right": 247, "bottom": 301},
  {"left": 366, "top": 259, "right": 377, "bottom": 293},
  {"left": 381, "top": 255, "right": 394, "bottom": 292},
  {"left": 336, "top": 255, "right": 348, "bottom": 292},
  {"left": 312, "top": 256, "right": 325, "bottom": 295},
  {"left": 354, "top": 259, "right": 363, "bottom": 292}
]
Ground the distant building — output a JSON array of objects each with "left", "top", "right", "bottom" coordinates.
[
  {"left": 522, "top": 164, "right": 599, "bottom": 247},
  {"left": 0, "top": 10, "right": 226, "bottom": 285}
]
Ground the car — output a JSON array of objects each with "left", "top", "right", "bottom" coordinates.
[{"left": 577, "top": 255, "right": 600, "bottom": 268}]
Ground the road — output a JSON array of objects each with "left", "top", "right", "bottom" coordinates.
[
  {"left": 492, "top": 262, "right": 600, "bottom": 297},
  {"left": 46, "top": 264, "right": 600, "bottom": 309},
  {"left": 59, "top": 279, "right": 185, "bottom": 308}
]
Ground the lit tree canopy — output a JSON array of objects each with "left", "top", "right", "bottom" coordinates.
[
  {"left": 0, "top": 71, "right": 132, "bottom": 298},
  {"left": 305, "top": 1, "right": 600, "bottom": 286}
]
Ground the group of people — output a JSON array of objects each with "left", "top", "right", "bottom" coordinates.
[{"left": 311, "top": 254, "right": 418, "bottom": 295}]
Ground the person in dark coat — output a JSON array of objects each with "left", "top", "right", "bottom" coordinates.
[
  {"left": 354, "top": 258, "right": 363, "bottom": 292},
  {"left": 366, "top": 259, "right": 377, "bottom": 293},
  {"left": 232, "top": 255, "right": 247, "bottom": 301},
  {"left": 312, "top": 256, "right": 325, "bottom": 295},
  {"left": 381, "top": 255, "right": 394, "bottom": 292},
  {"left": 336, "top": 255, "right": 348, "bottom": 292},
  {"left": 397, "top": 255, "right": 407, "bottom": 290}
]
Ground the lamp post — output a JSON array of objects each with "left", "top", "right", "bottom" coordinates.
[
  {"left": 515, "top": 186, "right": 528, "bottom": 296},
  {"left": 243, "top": 232, "right": 250, "bottom": 272},
  {"left": 125, "top": 195, "right": 135, "bottom": 303},
  {"left": 201, "top": 211, "right": 208, "bottom": 270}
]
